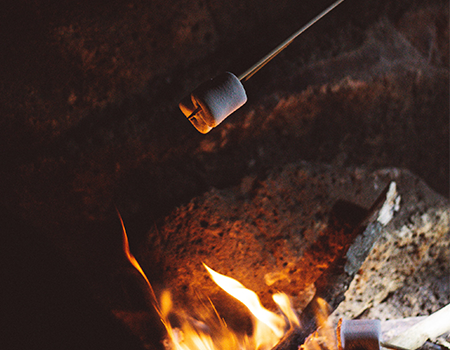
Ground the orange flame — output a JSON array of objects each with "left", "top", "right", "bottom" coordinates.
[
  {"left": 158, "top": 263, "right": 301, "bottom": 350},
  {"left": 301, "top": 298, "right": 337, "bottom": 350},
  {"left": 117, "top": 212, "right": 335, "bottom": 350},
  {"left": 117, "top": 210, "right": 159, "bottom": 310},
  {"left": 203, "top": 263, "right": 295, "bottom": 339}
]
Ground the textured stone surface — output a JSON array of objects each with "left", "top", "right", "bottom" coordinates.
[
  {"left": 331, "top": 182, "right": 450, "bottom": 321},
  {"left": 139, "top": 164, "right": 449, "bottom": 324},
  {"left": 1, "top": 1, "right": 447, "bottom": 242}
]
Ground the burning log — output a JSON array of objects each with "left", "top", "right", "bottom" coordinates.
[
  {"left": 331, "top": 169, "right": 449, "bottom": 322},
  {"left": 135, "top": 163, "right": 430, "bottom": 347},
  {"left": 271, "top": 182, "right": 399, "bottom": 350}
]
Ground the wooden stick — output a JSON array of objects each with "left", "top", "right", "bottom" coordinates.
[
  {"left": 271, "top": 182, "right": 400, "bottom": 350},
  {"left": 382, "top": 303, "right": 450, "bottom": 350}
]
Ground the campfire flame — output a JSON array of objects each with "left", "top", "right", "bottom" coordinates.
[
  {"left": 159, "top": 264, "right": 300, "bottom": 350},
  {"left": 301, "top": 298, "right": 338, "bottom": 350},
  {"left": 118, "top": 212, "right": 336, "bottom": 350},
  {"left": 203, "top": 263, "right": 296, "bottom": 338}
]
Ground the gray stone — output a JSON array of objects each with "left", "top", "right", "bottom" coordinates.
[{"left": 139, "top": 163, "right": 448, "bottom": 325}]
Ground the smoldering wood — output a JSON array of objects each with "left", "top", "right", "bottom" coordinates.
[
  {"left": 271, "top": 183, "right": 398, "bottom": 350},
  {"left": 129, "top": 159, "right": 448, "bottom": 348}
]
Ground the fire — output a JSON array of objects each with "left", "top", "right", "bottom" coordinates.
[
  {"left": 118, "top": 209, "right": 158, "bottom": 303},
  {"left": 301, "top": 298, "right": 338, "bottom": 350},
  {"left": 118, "top": 212, "right": 335, "bottom": 350},
  {"left": 160, "top": 264, "right": 299, "bottom": 350},
  {"left": 203, "top": 263, "right": 293, "bottom": 338}
]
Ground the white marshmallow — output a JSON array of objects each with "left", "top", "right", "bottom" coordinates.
[
  {"left": 179, "top": 72, "right": 247, "bottom": 134},
  {"left": 339, "top": 319, "right": 381, "bottom": 350}
]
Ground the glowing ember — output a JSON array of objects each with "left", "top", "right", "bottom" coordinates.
[{"left": 301, "top": 298, "right": 338, "bottom": 350}]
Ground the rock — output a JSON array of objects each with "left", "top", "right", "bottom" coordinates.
[
  {"left": 139, "top": 163, "right": 448, "bottom": 327},
  {"left": 331, "top": 168, "right": 450, "bottom": 321}
]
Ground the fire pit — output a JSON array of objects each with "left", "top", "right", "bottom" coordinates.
[
  {"left": 117, "top": 172, "right": 397, "bottom": 350},
  {"left": 117, "top": 163, "right": 449, "bottom": 350},
  {"left": 1, "top": 0, "right": 448, "bottom": 349}
]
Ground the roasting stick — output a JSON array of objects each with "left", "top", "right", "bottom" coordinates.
[
  {"left": 381, "top": 303, "right": 450, "bottom": 350},
  {"left": 339, "top": 304, "right": 450, "bottom": 350},
  {"left": 238, "top": 0, "right": 345, "bottom": 82},
  {"left": 179, "top": 0, "right": 345, "bottom": 133}
]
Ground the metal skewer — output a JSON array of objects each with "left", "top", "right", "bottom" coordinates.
[
  {"left": 184, "top": 0, "right": 345, "bottom": 128},
  {"left": 238, "top": 0, "right": 345, "bottom": 82}
]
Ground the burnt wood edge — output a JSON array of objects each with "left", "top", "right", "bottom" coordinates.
[{"left": 272, "top": 182, "right": 398, "bottom": 350}]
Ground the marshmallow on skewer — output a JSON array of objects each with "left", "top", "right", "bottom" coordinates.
[
  {"left": 179, "top": 0, "right": 345, "bottom": 133},
  {"left": 179, "top": 72, "right": 247, "bottom": 134},
  {"left": 339, "top": 319, "right": 382, "bottom": 350}
]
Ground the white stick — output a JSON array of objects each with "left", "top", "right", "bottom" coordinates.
[{"left": 382, "top": 303, "right": 450, "bottom": 350}]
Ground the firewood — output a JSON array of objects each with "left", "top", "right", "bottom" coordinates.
[
  {"left": 271, "top": 182, "right": 400, "bottom": 350},
  {"left": 382, "top": 303, "right": 450, "bottom": 350}
]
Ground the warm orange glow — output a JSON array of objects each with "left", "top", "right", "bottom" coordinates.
[
  {"left": 117, "top": 210, "right": 159, "bottom": 308},
  {"left": 160, "top": 289, "right": 247, "bottom": 350},
  {"left": 158, "top": 264, "right": 302, "bottom": 350},
  {"left": 272, "top": 293, "right": 300, "bottom": 329},
  {"left": 300, "top": 298, "right": 337, "bottom": 350},
  {"left": 117, "top": 212, "right": 334, "bottom": 350},
  {"left": 203, "top": 263, "right": 287, "bottom": 338}
]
